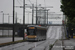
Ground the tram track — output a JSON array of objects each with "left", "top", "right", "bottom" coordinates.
[
  {"left": 1, "top": 42, "right": 35, "bottom": 50},
  {"left": 1, "top": 41, "right": 46, "bottom": 50},
  {"left": 28, "top": 40, "right": 46, "bottom": 50}
]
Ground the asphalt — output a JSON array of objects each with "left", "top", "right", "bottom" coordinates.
[
  {"left": 0, "top": 26, "right": 63, "bottom": 50},
  {"left": 1, "top": 26, "right": 75, "bottom": 50},
  {"left": 52, "top": 40, "right": 63, "bottom": 50}
]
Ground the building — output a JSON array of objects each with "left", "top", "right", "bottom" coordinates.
[{"left": 37, "top": 8, "right": 47, "bottom": 24}]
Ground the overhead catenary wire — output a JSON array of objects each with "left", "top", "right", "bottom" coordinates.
[
  {"left": 28, "top": 0, "right": 33, "bottom": 5},
  {"left": 17, "top": 0, "right": 22, "bottom": 5},
  {"left": 19, "top": 0, "right": 23, "bottom": 2}
]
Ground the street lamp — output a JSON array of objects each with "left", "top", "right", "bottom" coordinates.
[
  {"left": 0, "top": 11, "right": 4, "bottom": 36},
  {"left": 0, "top": 11, "right": 3, "bottom": 24},
  {"left": 0, "top": 11, "right": 4, "bottom": 24},
  {"left": 23, "top": 0, "right": 25, "bottom": 40},
  {"left": 13, "top": 0, "right": 15, "bottom": 42},
  {"left": 47, "top": 9, "right": 50, "bottom": 25}
]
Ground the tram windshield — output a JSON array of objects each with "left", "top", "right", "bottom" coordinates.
[{"left": 28, "top": 29, "right": 35, "bottom": 35}]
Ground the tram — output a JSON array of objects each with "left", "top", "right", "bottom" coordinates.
[{"left": 26, "top": 25, "right": 47, "bottom": 41}]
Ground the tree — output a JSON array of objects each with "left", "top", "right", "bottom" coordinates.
[{"left": 61, "top": 0, "right": 75, "bottom": 28}]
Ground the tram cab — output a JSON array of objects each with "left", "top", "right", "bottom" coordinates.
[{"left": 26, "top": 25, "right": 47, "bottom": 41}]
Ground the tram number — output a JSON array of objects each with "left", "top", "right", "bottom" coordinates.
[{"left": 29, "top": 27, "right": 35, "bottom": 29}]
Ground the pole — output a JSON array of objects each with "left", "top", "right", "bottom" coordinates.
[
  {"left": 44, "top": 10, "right": 46, "bottom": 24},
  {"left": 13, "top": 0, "right": 15, "bottom": 42},
  {"left": 3, "top": 13, "right": 4, "bottom": 24},
  {"left": 32, "top": 4, "right": 34, "bottom": 24},
  {"left": 28, "top": 13, "right": 29, "bottom": 24},
  {"left": 23, "top": 0, "right": 25, "bottom": 40},
  {"left": 8, "top": 14, "right": 10, "bottom": 24},
  {"left": 45, "top": 10, "right": 46, "bottom": 25},
  {"left": 36, "top": 0, "right": 37, "bottom": 24},
  {"left": 20, "top": 19, "right": 21, "bottom": 23},
  {"left": 2, "top": 13, "right": 4, "bottom": 36},
  {"left": 16, "top": 12, "right": 17, "bottom": 23},
  {"left": 8, "top": 14, "right": 9, "bottom": 36},
  {"left": 47, "top": 10, "right": 48, "bottom": 25}
]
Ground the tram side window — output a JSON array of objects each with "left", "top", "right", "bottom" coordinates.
[{"left": 28, "top": 29, "right": 35, "bottom": 35}]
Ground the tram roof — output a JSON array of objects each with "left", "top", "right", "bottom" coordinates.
[{"left": 27, "top": 25, "right": 47, "bottom": 29}]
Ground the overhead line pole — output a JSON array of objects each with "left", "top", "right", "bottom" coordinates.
[
  {"left": 32, "top": 4, "right": 34, "bottom": 24},
  {"left": 16, "top": 12, "right": 17, "bottom": 23},
  {"left": 23, "top": 0, "right": 25, "bottom": 40},
  {"left": 47, "top": 10, "right": 48, "bottom": 25},
  {"left": 13, "top": 0, "right": 15, "bottom": 42},
  {"left": 36, "top": 0, "right": 37, "bottom": 25}
]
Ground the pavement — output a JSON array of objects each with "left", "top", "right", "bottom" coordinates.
[
  {"left": 63, "top": 39, "right": 75, "bottom": 50},
  {"left": 0, "top": 37, "right": 23, "bottom": 44}
]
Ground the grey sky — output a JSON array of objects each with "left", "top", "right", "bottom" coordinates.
[{"left": 0, "top": 0, "right": 63, "bottom": 24}]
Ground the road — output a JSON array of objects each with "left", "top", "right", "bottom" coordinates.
[
  {"left": 0, "top": 26, "right": 63, "bottom": 50},
  {"left": 47, "top": 26, "right": 62, "bottom": 39}
]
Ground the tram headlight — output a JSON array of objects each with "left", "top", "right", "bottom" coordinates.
[{"left": 35, "top": 36, "right": 37, "bottom": 37}]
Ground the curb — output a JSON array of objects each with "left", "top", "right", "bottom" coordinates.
[{"left": 49, "top": 40, "right": 58, "bottom": 50}]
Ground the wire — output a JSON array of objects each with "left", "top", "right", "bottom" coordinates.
[
  {"left": 19, "top": 0, "right": 23, "bottom": 2},
  {"left": 28, "top": 0, "right": 33, "bottom": 4},
  {"left": 17, "top": 0, "right": 22, "bottom": 5},
  {"left": 26, "top": 0, "right": 33, "bottom": 5}
]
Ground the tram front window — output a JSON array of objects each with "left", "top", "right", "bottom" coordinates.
[{"left": 28, "top": 30, "right": 35, "bottom": 35}]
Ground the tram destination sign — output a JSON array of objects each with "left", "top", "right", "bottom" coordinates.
[{"left": 29, "top": 27, "right": 35, "bottom": 29}]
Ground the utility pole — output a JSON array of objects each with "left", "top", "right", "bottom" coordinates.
[
  {"left": 47, "top": 10, "right": 48, "bottom": 25},
  {"left": 2, "top": 13, "right": 4, "bottom": 36},
  {"left": 36, "top": 0, "right": 37, "bottom": 24},
  {"left": 3, "top": 13, "right": 4, "bottom": 24},
  {"left": 32, "top": 4, "right": 34, "bottom": 24},
  {"left": 8, "top": 14, "right": 10, "bottom": 24},
  {"left": 8, "top": 14, "right": 9, "bottom": 36},
  {"left": 28, "top": 12, "right": 29, "bottom": 24},
  {"left": 13, "top": 0, "right": 15, "bottom": 42},
  {"left": 15, "top": 12, "right": 17, "bottom": 23},
  {"left": 44, "top": 10, "right": 46, "bottom": 25},
  {"left": 23, "top": 0, "right": 25, "bottom": 40}
]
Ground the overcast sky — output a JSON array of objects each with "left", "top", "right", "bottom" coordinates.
[{"left": 0, "top": 0, "right": 63, "bottom": 24}]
